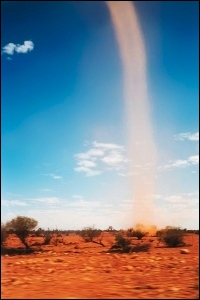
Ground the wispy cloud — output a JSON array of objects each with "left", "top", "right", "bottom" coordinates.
[
  {"left": 72, "top": 195, "right": 83, "bottom": 200},
  {"left": 74, "top": 141, "right": 128, "bottom": 176},
  {"left": 174, "top": 132, "right": 199, "bottom": 141},
  {"left": 2, "top": 40, "right": 34, "bottom": 56},
  {"left": 2, "top": 200, "right": 28, "bottom": 207},
  {"left": 117, "top": 171, "right": 137, "bottom": 177},
  {"left": 76, "top": 160, "right": 97, "bottom": 168},
  {"left": 2, "top": 191, "right": 198, "bottom": 230},
  {"left": 43, "top": 173, "right": 63, "bottom": 179},
  {"left": 28, "top": 197, "right": 61, "bottom": 205},
  {"left": 188, "top": 155, "right": 199, "bottom": 164},
  {"left": 65, "top": 199, "right": 101, "bottom": 208},
  {"left": 159, "top": 155, "right": 199, "bottom": 170},
  {"left": 164, "top": 192, "right": 199, "bottom": 210},
  {"left": 74, "top": 166, "right": 102, "bottom": 177},
  {"left": 101, "top": 150, "right": 128, "bottom": 168},
  {"left": 75, "top": 148, "right": 104, "bottom": 161},
  {"left": 40, "top": 188, "right": 52, "bottom": 192},
  {"left": 93, "top": 141, "right": 124, "bottom": 150}
]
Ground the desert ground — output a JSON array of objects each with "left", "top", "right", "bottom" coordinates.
[{"left": 1, "top": 232, "right": 199, "bottom": 299}]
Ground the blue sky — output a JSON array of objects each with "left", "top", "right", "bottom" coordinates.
[{"left": 2, "top": 1, "right": 199, "bottom": 230}]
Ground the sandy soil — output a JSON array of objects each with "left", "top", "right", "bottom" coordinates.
[{"left": 1, "top": 233, "right": 199, "bottom": 299}]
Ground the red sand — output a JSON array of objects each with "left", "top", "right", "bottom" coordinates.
[{"left": 1, "top": 233, "right": 199, "bottom": 299}]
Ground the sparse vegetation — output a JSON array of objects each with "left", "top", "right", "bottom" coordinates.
[
  {"left": 126, "top": 228, "right": 147, "bottom": 239},
  {"left": 79, "top": 226, "right": 102, "bottom": 242},
  {"left": 43, "top": 232, "right": 53, "bottom": 245},
  {"left": 34, "top": 228, "right": 44, "bottom": 237},
  {"left": 1, "top": 217, "right": 197, "bottom": 256},
  {"left": 109, "top": 233, "right": 131, "bottom": 253},
  {"left": 1, "top": 217, "right": 198, "bottom": 299},
  {"left": 4, "top": 216, "right": 38, "bottom": 250},
  {"left": 109, "top": 233, "right": 151, "bottom": 253},
  {"left": 156, "top": 226, "right": 186, "bottom": 247},
  {"left": 115, "top": 233, "right": 131, "bottom": 248}
]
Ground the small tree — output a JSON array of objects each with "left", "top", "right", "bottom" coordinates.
[
  {"left": 107, "top": 226, "right": 114, "bottom": 232},
  {"left": 5, "top": 216, "right": 38, "bottom": 250}
]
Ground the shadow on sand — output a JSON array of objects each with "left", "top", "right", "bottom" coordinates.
[{"left": 1, "top": 247, "right": 36, "bottom": 256}]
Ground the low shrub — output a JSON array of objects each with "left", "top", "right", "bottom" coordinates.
[
  {"left": 130, "top": 243, "right": 151, "bottom": 252},
  {"left": 43, "top": 233, "right": 53, "bottom": 245},
  {"left": 157, "top": 227, "right": 186, "bottom": 247},
  {"left": 126, "top": 228, "right": 147, "bottom": 240},
  {"left": 109, "top": 233, "right": 151, "bottom": 253},
  {"left": 79, "top": 226, "right": 102, "bottom": 242},
  {"left": 115, "top": 233, "right": 131, "bottom": 247}
]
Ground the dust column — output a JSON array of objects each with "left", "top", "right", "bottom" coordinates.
[{"left": 106, "top": 1, "right": 157, "bottom": 227}]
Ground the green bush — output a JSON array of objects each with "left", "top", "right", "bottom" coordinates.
[
  {"left": 109, "top": 233, "right": 151, "bottom": 253},
  {"left": 109, "top": 233, "right": 131, "bottom": 253},
  {"left": 126, "top": 228, "right": 147, "bottom": 240},
  {"left": 43, "top": 233, "right": 53, "bottom": 245},
  {"left": 157, "top": 227, "right": 186, "bottom": 247},
  {"left": 115, "top": 233, "right": 131, "bottom": 247},
  {"left": 79, "top": 226, "right": 102, "bottom": 242}
]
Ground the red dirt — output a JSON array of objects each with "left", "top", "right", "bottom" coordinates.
[{"left": 1, "top": 233, "right": 199, "bottom": 299}]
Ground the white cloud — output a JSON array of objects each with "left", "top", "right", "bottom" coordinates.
[
  {"left": 166, "top": 159, "right": 189, "bottom": 169},
  {"left": 2, "top": 200, "right": 28, "bottom": 207},
  {"left": 101, "top": 150, "right": 128, "bottom": 168},
  {"left": 65, "top": 199, "right": 101, "bottom": 208},
  {"left": 28, "top": 197, "right": 61, "bottom": 205},
  {"left": 75, "top": 149, "right": 104, "bottom": 161},
  {"left": 2, "top": 191, "right": 198, "bottom": 230},
  {"left": 2, "top": 40, "right": 34, "bottom": 56},
  {"left": 50, "top": 174, "right": 63, "bottom": 179},
  {"left": 72, "top": 195, "right": 83, "bottom": 199},
  {"left": 15, "top": 41, "right": 34, "bottom": 53},
  {"left": 188, "top": 155, "right": 199, "bottom": 165},
  {"left": 43, "top": 173, "right": 63, "bottom": 179},
  {"left": 2, "top": 43, "right": 16, "bottom": 55},
  {"left": 40, "top": 188, "right": 52, "bottom": 192},
  {"left": 74, "top": 141, "right": 128, "bottom": 176},
  {"left": 174, "top": 132, "right": 199, "bottom": 141},
  {"left": 93, "top": 141, "right": 124, "bottom": 150},
  {"left": 77, "top": 160, "right": 96, "bottom": 168},
  {"left": 165, "top": 195, "right": 186, "bottom": 203},
  {"left": 74, "top": 166, "right": 102, "bottom": 177},
  {"left": 164, "top": 192, "right": 199, "bottom": 209},
  {"left": 159, "top": 154, "right": 199, "bottom": 170},
  {"left": 118, "top": 171, "right": 138, "bottom": 177}
]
